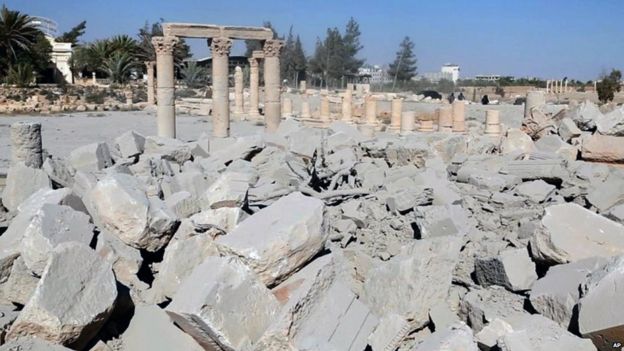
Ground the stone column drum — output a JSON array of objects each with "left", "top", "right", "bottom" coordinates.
[
  {"left": 263, "top": 39, "right": 285, "bottom": 133},
  {"left": 342, "top": 89, "right": 353, "bottom": 123},
  {"left": 301, "top": 96, "right": 312, "bottom": 119},
  {"left": 320, "top": 94, "right": 330, "bottom": 121},
  {"left": 452, "top": 101, "right": 466, "bottom": 133},
  {"left": 234, "top": 66, "right": 244, "bottom": 116},
  {"left": 299, "top": 80, "right": 307, "bottom": 93},
  {"left": 485, "top": 110, "right": 501, "bottom": 135},
  {"left": 11, "top": 122, "right": 43, "bottom": 168},
  {"left": 400, "top": 111, "right": 415, "bottom": 135},
  {"left": 365, "top": 96, "right": 377, "bottom": 125},
  {"left": 211, "top": 37, "right": 233, "bottom": 138},
  {"left": 438, "top": 107, "right": 453, "bottom": 132},
  {"left": 419, "top": 119, "right": 434, "bottom": 132},
  {"left": 524, "top": 91, "right": 546, "bottom": 119},
  {"left": 145, "top": 61, "right": 156, "bottom": 105},
  {"left": 248, "top": 57, "right": 260, "bottom": 117},
  {"left": 152, "top": 36, "right": 179, "bottom": 138},
  {"left": 282, "top": 97, "right": 293, "bottom": 118},
  {"left": 389, "top": 98, "right": 402, "bottom": 132}
]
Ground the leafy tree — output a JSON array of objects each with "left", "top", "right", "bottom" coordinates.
[
  {"left": 137, "top": 20, "right": 191, "bottom": 67},
  {"left": 309, "top": 28, "right": 344, "bottom": 88},
  {"left": 341, "top": 17, "right": 363, "bottom": 75},
  {"left": 292, "top": 35, "right": 307, "bottom": 83},
  {"left": 597, "top": 69, "right": 622, "bottom": 103},
  {"left": 244, "top": 21, "right": 278, "bottom": 57},
  {"left": 56, "top": 21, "right": 86, "bottom": 45},
  {"left": 102, "top": 52, "right": 138, "bottom": 84},
  {"left": 180, "top": 61, "right": 207, "bottom": 88},
  {"left": 0, "top": 6, "right": 40, "bottom": 59},
  {"left": 387, "top": 36, "right": 417, "bottom": 89},
  {"left": 281, "top": 26, "right": 307, "bottom": 86}
]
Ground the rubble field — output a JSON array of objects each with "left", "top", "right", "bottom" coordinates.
[{"left": 0, "top": 96, "right": 624, "bottom": 351}]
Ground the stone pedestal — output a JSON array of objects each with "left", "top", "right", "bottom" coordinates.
[
  {"left": 400, "top": 111, "right": 415, "bottom": 135},
  {"left": 485, "top": 110, "right": 502, "bottom": 135},
  {"left": 282, "top": 97, "right": 293, "bottom": 118},
  {"left": 145, "top": 61, "right": 156, "bottom": 105},
  {"left": 524, "top": 91, "right": 545, "bottom": 119},
  {"left": 299, "top": 80, "right": 306, "bottom": 93},
  {"left": 419, "top": 119, "right": 434, "bottom": 132},
  {"left": 342, "top": 89, "right": 353, "bottom": 123},
  {"left": 301, "top": 97, "right": 311, "bottom": 119},
  {"left": 92, "top": 72, "right": 96, "bottom": 85},
  {"left": 152, "top": 36, "right": 179, "bottom": 138},
  {"left": 234, "top": 65, "right": 244, "bottom": 117},
  {"left": 124, "top": 90, "right": 133, "bottom": 107},
  {"left": 263, "top": 40, "right": 285, "bottom": 133},
  {"left": 388, "top": 98, "right": 402, "bottom": 132},
  {"left": 11, "top": 122, "right": 43, "bottom": 168},
  {"left": 452, "top": 101, "right": 466, "bottom": 133},
  {"left": 320, "top": 94, "right": 330, "bottom": 121},
  {"left": 365, "top": 96, "right": 377, "bottom": 126},
  {"left": 438, "top": 107, "right": 453, "bottom": 132},
  {"left": 211, "top": 38, "right": 233, "bottom": 138},
  {"left": 248, "top": 58, "right": 260, "bottom": 118}
]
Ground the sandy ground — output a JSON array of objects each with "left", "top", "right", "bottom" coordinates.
[{"left": 0, "top": 100, "right": 556, "bottom": 172}]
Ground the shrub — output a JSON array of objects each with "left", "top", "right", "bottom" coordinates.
[{"left": 5, "top": 63, "right": 34, "bottom": 87}]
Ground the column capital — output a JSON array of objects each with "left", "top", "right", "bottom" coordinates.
[
  {"left": 210, "top": 37, "right": 233, "bottom": 57},
  {"left": 263, "top": 39, "right": 284, "bottom": 57},
  {"left": 152, "top": 36, "right": 179, "bottom": 55}
]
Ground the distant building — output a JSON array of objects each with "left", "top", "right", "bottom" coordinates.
[
  {"left": 358, "top": 65, "right": 391, "bottom": 84},
  {"left": 474, "top": 75, "right": 502, "bottom": 82},
  {"left": 416, "top": 64, "right": 460, "bottom": 83},
  {"left": 32, "top": 16, "right": 73, "bottom": 83}
]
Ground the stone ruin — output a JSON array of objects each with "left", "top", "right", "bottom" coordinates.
[{"left": 1, "top": 22, "right": 624, "bottom": 351}]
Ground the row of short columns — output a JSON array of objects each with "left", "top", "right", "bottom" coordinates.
[
  {"left": 546, "top": 79, "right": 569, "bottom": 94},
  {"left": 151, "top": 36, "right": 284, "bottom": 139}
]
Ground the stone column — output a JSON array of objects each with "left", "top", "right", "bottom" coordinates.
[
  {"left": 152, "top": 36, "right": 179, "bottom": 138},
  {"left": 419, "top": 119, "right": 434, "bottom": 132},
  {"left": 400, "top": 111, "right": 415, "bottom": 135},
  {"left": 438, "top": 107, "right": 453, "bottom": 132},
  {"left": 452, "top": 101, "right": 466, "bottom": 133},
  {"left": 234, "top": 65, "right": 244, "bottom": 116},
  {"left": 145, "top": 61, "right": 156, "bottom": 105},
  {"left": 124, "top": 90, "right": 133, "bottom": 108},
  {"left": 11, "top": 122, "right": 42, "bottom": 168},
  {"left": 263, "top": 39, "right": 285, "bottom": 133},
  {"left": 320, "top": 94, "right": 330, "bottom": 121},
  {"left": 342, "top": 89, "right": 353, "bottom": 123},
  {"left": 545, "top": 80, "right": 550, "bottom": 94},
  {"left": 301, "top": 95, "right": 311, "bottom": 119},
  {"left": 282, "top": 97, "right": 293, "bottom": 118},
  {"left": 565, "top": 80, "right": 568, "bottom": 93},
  {"left": 389, "top": 98, "right": 402, "bottom": 132},
  {"left": 365, "top": 96, "right": 377, "bottom": 125},
  {"left": 524, "top": 91, "right": 546, "bottom": 119},
  {"left": 210, "top": 37, "right": 233, "bottom": 138},
  {"left": 485, "top": 110, "right": 501, "bottom": 135},
  {"left": 248, "top": 57, "right": 260, "bottom": 118},
  {"left": 92, "top": 72, "right": 96, "bottom": 85},
  {"left": 299, "top": 80, "right": 307, "bottom": 93}
]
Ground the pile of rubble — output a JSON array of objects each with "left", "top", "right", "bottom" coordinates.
[{"left": 0, "top": 95, "right": 623, "bottom": 351}]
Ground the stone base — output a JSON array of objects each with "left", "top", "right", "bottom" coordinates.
[
  {"left": 295, "top": 117, "right": 332, "bottom": 128},
  {"left": 386, "top": 126, "right": 401, "bottom": 133}
]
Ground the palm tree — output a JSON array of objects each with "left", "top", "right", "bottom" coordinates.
[
  {"left": 109, "top": 35, "right": 139, "bottom": 55},
  {"left": 180, "top": 61, "right": 207, "bottom": 88},
  {"left": 103, "top": 52, "right": 138, "bottom": 84},
  {"left": 0, "top": 6, "right": 39, "bottom": 60}
]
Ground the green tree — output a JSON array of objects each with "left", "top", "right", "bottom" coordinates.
[
  {"left": 102, "top": 52, "right": 138, "bottom": 84},
  {"left": 341, "top": 17, "right": 363, "bottom": 75},
  {"left": 180, "top": 61, "right": 207, "bottom": 88},
  {"left": 5, "top": 62, "right": 34, "bottom": 86},
  {"left": 309, "top": 28, "right": 344, "bottom": 88},
  {"left": 56, "top": 21, "right": 86, "bottom": 45},
  {"left": 136, "top": 20, "right": 191, "bottom": 67},
  {"left": 292, "top": 35, "right": 307, "bottom": 84},
  {"left": 387, "top": 36, "right": 418, "bottom": 89},
  {"left": 281, "top": 26, "right": 306, "bottom": 86},
  {"left": 597, "top": 69, "right": 622, "bottom": 103}
]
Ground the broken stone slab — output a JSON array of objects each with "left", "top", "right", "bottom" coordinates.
[
  {"left": 7, "top": 243, "right": 117, "bottom": 349},
  {"left": 143, "top": 136, "right": 192, "bottom": 164},
  {"left": 581, "top": 134, "right": 624, "bottom": 163},
  {"left": 500, "top": 128, "right": 535, "bottom": 155},
  {"left": 411, "top": 322, "right": 478, "bottom": 351},
  {"left": 1, "top": 162, "right": 51, "bottom": 212},
  {"left": 166, "top": 256, "right": 280, "bottom": 351},
  {"left": 189, "top": 207, "right": 247, "bottom": 233},
  {"left": 216, "top": 192, "right": 325, "bottom": 285},
  {"left": 0, "top": 337, "right": 73, "bottom": 350},
  {"left": 386, "top": 186, "right": 433, "bottom": 213},
  {"left": 95, "top": 230, "right": 144, "bottom": 289},
  {"left": 149, "top": 233, "right": 218, "bottom": 302},
  {"left": 529, "top": 257, "right": 608, "bottom": 329},
  {"left": 165, "top": 191, "right": 200, "bottom": 218},
  {"left": 160, "top": 169, "right": 212, "bottom": 198},
  {"left": 586, "top": 173, "right": 624, "bottom": 212},
  {"left": 460, "top": 286, "right": 526, "bottom": 332},
  {"left": 499, "top": 159, "right": 569, "bottom": 182},
  {"left": 567, "top": 100, "right": 602, "bottom": 131},
  {"left": 21, "top": 204, "right": 94, "bottom": 276},
  {"left": 530, "top": 203, "right": 624, "bottom": 264},
  {"left": 456, "top": 168, "right": 521, "bottom": 192},
  {"left": 17, "top": 187, "right": 85, "bottom": 216},
  {"left": 86, "top": 173, "right": 179, "bottom": 252},
  {"left": 558, "top": 117, "right": 582, "bottom": 142},
  {"left": 287, "top": 128, "right": 323, "bottom": 158},
  {"left": 475, "top": 318, "right": 514, "bottom": 351},
  {"left": 413, "top": 205, "right": 475, "bottom": 238},
  {"left": 69, "top": 142, "right": 113, "bottom": 172},
  {"left": 0, "top": 256, "right": 39, "bottom": 305},
  {"left": 115, "top": 130, "right": 146, "bottom": 158},
  {"left": 429, "top": 303, "right": 461, "bottom": 331},
  {"left": 606, "top": 203, "right": 624, "bottom": 224},
  {"left": 496, "top": 314, "right": 596, "bottom": 351},
  {"left": 43, "top": 156, "right": 75, "bottom": 188},
  {"left": 0, "top": 305, "right": 18, "bottom": 343},
  {"left": 206, "top": 135, "right": 264, "bottom": 167},
  {"left": 475, "top": 247, "right": 537, "bottom": 292},
  {"left": 363, "top": 236, "right": 462, "bottom": 330},
  {"left": 578, "top": 255, "right": 624, "bottom": 351},
  {"left": 534, "top": 135, "right": 578, "bottom": 160},
  {"left": 121, "top": 305, "right": 203, "bottom": 351},
  {"left": 261, "top": 254, "right": 379, "bottom": 351},
  {"left": 199, "top": 172, "right": 249, "bottom": 210},
  {"left": 513, "top": 180, "right": 556, "bottom": 203},
  {"left": 367, "top": 313, "right": 410, "bottom": 351},
  {"left": 596, "top": 106, "right": 624, "bottom": 136}
]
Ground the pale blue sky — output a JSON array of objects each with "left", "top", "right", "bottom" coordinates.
[{"left": 6, "top": 0, "right": 623, "bottom": 80}]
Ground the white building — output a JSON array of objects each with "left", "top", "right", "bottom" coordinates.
[
  {"left": 358, "top": 65, "right": 390, "bottom": 84},
  {"left": 32, "top": 16, "right": 73, "bottom": 83},
  {"left": 417, "top": 64, "right": 460, "bottom": 83},
  {"left": 474, "top": 75, "right": 502, "bottom": 82},
  {"left": 441, "top": 64, "right": 460, "bottom": 83}
]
